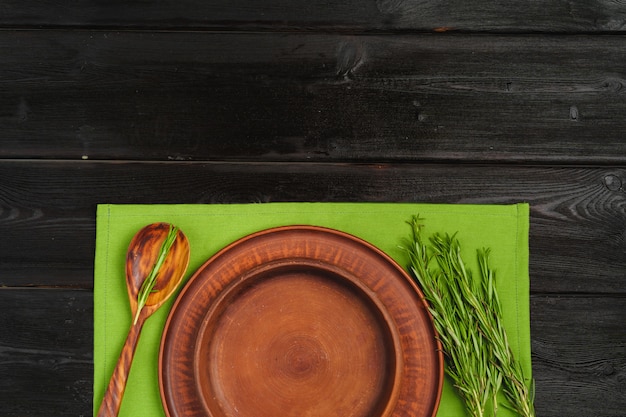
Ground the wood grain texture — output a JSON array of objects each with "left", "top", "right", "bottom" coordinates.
[
  {"left": 2, "top": 31, "right": 626, "bottom": 164},
  {"left": 96, "top": 319, "right": 143, "bottom": 417},
  {"left": 1, "top": 289, "right": 623, "bottom": 416},
  {"left": 1, "top": 160, "right": 625, "bottom": 294},
  {"left": 0, "top": 289, "right": 93, "bottom": 417},
  {"left": 1, "top": 1, "right": 624, "bottom": 414},
  {"left": 1, "top": 0, "right": 625, "bottom": 32},
  {"left": 530, "top": 295, "right": 626, "bottom": 417}
]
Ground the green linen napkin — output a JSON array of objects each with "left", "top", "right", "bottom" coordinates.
[{"left": 94, "top": 202, "right": 530, "bottom": 417}]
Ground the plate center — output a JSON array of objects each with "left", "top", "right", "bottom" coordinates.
[
  {"left": 195, "top": 263, "right": 397, "bottom": 417},
  {"left": 273, "top": 334, "right": 327, "bottom": 379}
]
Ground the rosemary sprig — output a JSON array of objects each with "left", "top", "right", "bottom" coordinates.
[
  {"left": 476, "top": 249, "right": 536, "bottom": 417},
  {"left": 403, "top": 216, "right": 534, "bottom": 417},
  {"left": 405, "top": 219, "right": 499, "bottom": 417},
  {"left": 133, "top": 224, "right": 179, "bottom": 325}
]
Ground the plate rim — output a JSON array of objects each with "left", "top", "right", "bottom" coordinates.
[{"left": 159, "top": 225, "right": 444, "bottom": 417}]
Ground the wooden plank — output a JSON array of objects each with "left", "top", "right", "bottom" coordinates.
[
  {"left": 1, "top": 288, "right": 623, "bottom": 416},
  {"left": 0, "top": 288, "right": 93, "bottom": 417},
  {"left": 2, "top": 31, "right": 626, "bottom": 164},
  {"left": 1, "top": 160, "right": 625, "bottom": 294},
  {"left": 1, "top": 0, "right": 625, "bottom": 32},
  {"left": 530, "top": 295, "right": 626, "bottom": 416}
]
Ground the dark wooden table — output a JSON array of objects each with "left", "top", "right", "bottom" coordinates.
[{"left": 1, "top": 2, "right": 625, "bottom": 416}]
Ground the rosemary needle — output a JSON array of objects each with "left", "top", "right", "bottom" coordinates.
[{"left": 134, "top": 224, "right": 179, "bottom": 325}]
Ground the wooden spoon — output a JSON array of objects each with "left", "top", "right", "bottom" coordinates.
[{"left": 97, "top": 222, "right": 190, "bottom": 417}]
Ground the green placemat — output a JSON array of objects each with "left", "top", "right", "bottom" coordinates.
[{"left": 94, "top": 202, "right": 530, "bottom": 417}]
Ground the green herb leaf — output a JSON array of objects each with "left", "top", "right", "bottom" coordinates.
[
  {"left": 402, "top": 216, "right": 535, "bottom": 417},
  {"left": 133, "top": 224, "right": 179, "bottom": 325}
]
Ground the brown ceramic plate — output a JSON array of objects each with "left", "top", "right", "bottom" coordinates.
[{"left": 159, "top": 226, "right": 443, "bottom": 417}]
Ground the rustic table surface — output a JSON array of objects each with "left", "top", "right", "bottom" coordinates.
[{"left": 1, "top": 1, "right": 625, "bottom": 416}]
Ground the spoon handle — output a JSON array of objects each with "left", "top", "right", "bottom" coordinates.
[{"left": 97, "top": 318, "right": 145, "bottom": 417}]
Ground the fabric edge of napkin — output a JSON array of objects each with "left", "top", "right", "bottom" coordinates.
[
  {"left": 93, "top": 204, "right": 111, "bottom": 417},
  {"left": 515, "top": 203, "right": 532, "bottom": 384}
]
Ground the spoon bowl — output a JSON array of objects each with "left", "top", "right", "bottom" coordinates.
[{"left": 126, "top": 222, "right": 191, "bottom": 317}]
